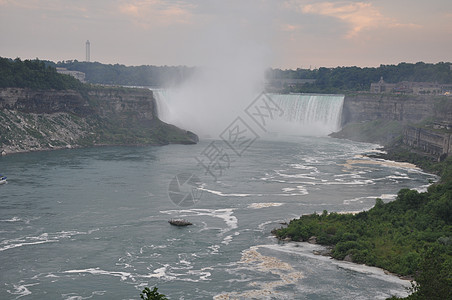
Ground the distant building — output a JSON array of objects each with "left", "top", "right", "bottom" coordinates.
[
  {"left": 371, "top": 77, "right": 452, "bottom": 95},
  {"left": 56, "top": 67, "right": 86, "bottom": 83},
  {"left": 370, "top": 77, "right": 396, "bottom": 93}
]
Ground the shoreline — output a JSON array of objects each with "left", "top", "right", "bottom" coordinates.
[
  {"left": 271, "top": 139, "right": 442, "bottom": 286},
  {"left": 272, "top": 235, "right": 416, "bottom": 282},
  {"left": 276, "top": 239, "right": 415, "bottom": 284},
  {"left": 0, "top": 140, "right": 197, "bottom": 156}
]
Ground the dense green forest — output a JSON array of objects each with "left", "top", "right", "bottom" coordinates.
[
  {"left": 273, "top": 156, "right": 452, "bottom": 299},
  {"left": 0, "top": 57, "right": 84, "bottom": 90},
  {"left": 52, "top": 60, "right": 195, "bottom": 87},
  {"left": 267, "top": 62, "right": 452, "bottom": 93}
]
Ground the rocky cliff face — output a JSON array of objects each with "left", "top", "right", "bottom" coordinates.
[
  {"left": 86, "top": 88, "right": 156, "bottom": 122},
  {"left": 337, "top": 93, "right": 452, "bottom": 159},
  {"left": 341, "top": 94, "right": 452, "bottom": 124},
  {"left": 0, "top": 87, "right": 198, "bottom": 154},
  {"left": 0, "top": 88, "right": 91, "bottom": 115}
]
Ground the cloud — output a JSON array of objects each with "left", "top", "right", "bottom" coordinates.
[
  {"left": 281, "top": 24, "right": 301, "bottom": 32},
  {"left": 118, "top": 0, "right": 196, "bottom": 28},
  {"left": 301, "top": 2, "right": 385, "bottom": 38},
  {"left": 388, "top": 23, "right": 421, "bottom": 29},
  {"left": 297, "top": 1, "right": 421, "bottom": 39},
  {"left": 0, "top": 0, "right": 87, "bottom": 12}
]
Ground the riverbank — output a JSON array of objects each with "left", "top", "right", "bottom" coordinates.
[{"left": 273, "top": 149, "right": 451, "bottom": 299}]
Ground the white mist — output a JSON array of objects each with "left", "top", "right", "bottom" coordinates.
[{"left": 154, "top": 2, "right": 274, "bottom": 138}]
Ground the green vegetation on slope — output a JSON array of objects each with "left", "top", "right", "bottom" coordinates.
[
  {"left": 273, "top": 156, "right": 452, "bottom": 299},
  {"left": 0, "top": 57, "right": 84, "bottom": 90}
]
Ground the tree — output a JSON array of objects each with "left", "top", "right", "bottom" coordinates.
[
  {"left": 140, "top": 287, "right": 168, "bottom": 300},
  {"left": 408, "top": 244, "right": 452, "bottom": 299}
]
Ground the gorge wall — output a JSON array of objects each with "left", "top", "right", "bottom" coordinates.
[
  {"left": 342, "top": 93, "right": 452, "bottom": 125},
  {"left": 0, "top": 87, "right": 198, "bottom": 154},
  {"left": 338, "top": 93, "right": 452, "bottom": 157}
]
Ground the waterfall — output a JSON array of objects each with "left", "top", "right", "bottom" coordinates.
[
  {"left": 153, "top": 89, "right": 344, "bottom": 137},
  {"left": 152, "top": 89, "right": 172, "bottom": 124},
  {"left": 267, "top": 94, "right": 344, "bottom": 136}
]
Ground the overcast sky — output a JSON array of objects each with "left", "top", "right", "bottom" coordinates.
[{"left": 1, "top": 0, "right": 451, "bottom": 69}]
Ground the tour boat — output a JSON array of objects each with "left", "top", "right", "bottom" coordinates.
[{"left": 168, "top": 219, "right": 192, "bottom": 226}]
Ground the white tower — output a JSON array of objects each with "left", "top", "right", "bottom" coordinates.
[{"left": 86, "top": 40, "right": 90, "bottom": 62}]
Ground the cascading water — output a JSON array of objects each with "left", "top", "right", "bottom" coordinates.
[
  {"left": 152, "top": 89, "right": 172, "bottom": 124},
  {"left": 267, "top": 93, "right": 344, "bottom": 136},
  {"left": 153, "top": 89, "right": 344, "bottom": 137}
]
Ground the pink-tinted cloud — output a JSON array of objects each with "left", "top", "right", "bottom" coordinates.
[
  {"left": 280, "top": 23, "right": 301, "bottom": 32},
  {"left": 118, "top": 0, "right": 196, "bottom": 29},
  {"left": 298, "top": 1, "right": 420, "bottom": 38},
  {"left": 388, "top": 23, "right": 421, "bottom": 29}
]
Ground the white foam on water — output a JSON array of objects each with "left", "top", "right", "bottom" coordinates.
[
  {"left": 0, "top": 216, "right": 40, "bottom": 224},
  {"left": 222, "top": 235, "right": 234, "bottom": 245},
  {"left": 343, "top": 196, "right": 371, "bottom": 205},
  {"left": 343, "top": 156, "right": 423, "bottom": 173},
  {"left": 64, "top": 268, "right": 134, "bottom": 281},
  {"left": 247, "top": 203, "right": 284, "bottom": 209},
  {"left": 342, "top": 194, "right": 397, "bottom": 206},
  {"left": 143, "top": 265, "right": 176, "bottom": 280},
  {"left": 379, "top": 193, "right": 398, "bottom": 200},
  {"left": 413, "top": 185, "right": 428, "bottom": 193},
  {"left": 6, "top": 282, "right": 39, "bottom": 298},
  {"left": 215, "top": 245, "right": 304, "bottom": 299},
  {"left": 61, "top": 290, "right": 107, "bottom": 300},
  {"left": 0, "top": 216, "right": 22, "bottom": 222},
  {"left": 260, "top": 243, "right": 412, "bottom": 289},
  {"left": 199, "top": 187, "right": 261, "bottom": 197},
  {"left": 0, "top": 239, "right": 57, "bottom": 251},
  {"left": 221, "top": 231, "right": 240, "bottom": 246},
  {"left": 208, "top": 244, "right": 220, "bottom": 254},
  {"left": 65, "top": 263, "right": 211, "bottom": 284},
  {"left": 288, "top": 164, "right": 319, "bottom": 172},
  {"left": 327, "top": 179, "right": 376, "bottom": 185},
  {"left": 257, "top": 220, "right": 278, "bottom": 231},
  {"left": 0, "top": 229, "right": 100, "bottom": 252},
  {"left": 386, "top": 174, "right": 411, "bottom": 180},
  {"left": 281, "top": 185, "right": 308, "bottom": 195},
  {"left": 275, "top": 170, "right": 317, "bottom": 180}
]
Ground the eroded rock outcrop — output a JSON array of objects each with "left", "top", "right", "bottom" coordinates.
[{"left": 0, "top": 87, "right": 198, "bottom": 154}]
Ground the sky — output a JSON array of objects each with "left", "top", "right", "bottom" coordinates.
[{"left": 1, "top": 0, "right": 451, "bottom": 69}]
